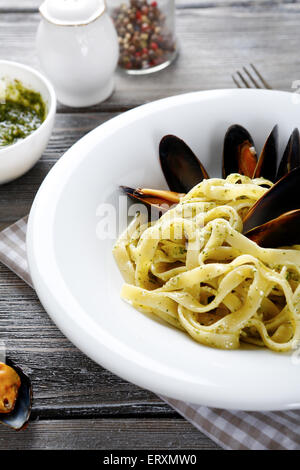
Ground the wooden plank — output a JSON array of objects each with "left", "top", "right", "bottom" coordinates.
[
  {"left": 0, "top": 1, "right": 295, "bottom": 11},
  {"left": 0, "top": 259, "right": 176, "bottom": 417},
  {"left": 0, "top": 2, "right": 297, "bottom": 450},
  {"left": 1, "top": 6, "right": 300, "bottom": 113},
  {"left": 0, "top": 113, "right": 118, "bottom": 225},
  {"left": 0, "top": 266, "right": 172, "bottom": 419},
  {"left": 0, "top": 0, "right": 251, "bottom": 10},
  {"left": 0, "top": 419, "right": 220, "bottom": 449},
  {"left": 0, "top": 111, "right": 176, "bottom": 418},
  {"left": 0, "top": 0, "right": 214, "bottom": 11}
]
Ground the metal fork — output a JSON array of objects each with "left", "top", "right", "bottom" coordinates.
[{"left": 232, "top": 63, "right": 272, "bottom": 89}]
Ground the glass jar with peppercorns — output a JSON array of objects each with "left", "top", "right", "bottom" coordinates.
[{"left": 109, "top": 0, "right": 177, "bottom": 74}]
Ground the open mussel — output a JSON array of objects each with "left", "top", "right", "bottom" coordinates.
[
  {"left": 0, "top": 359, "right": 32, "bottom": 431},
  {"left": 158, "top": 125, "right": 298, "bottom": 196},
  {"left": 276, "top": 128, "right": 300, "bottom": 181},
  {"left": 222, "top": 124, "right": 300, "bottom": 183},
  {"left": 159, "top": 135, "right": 209, "bottom": 193},
  {"left": 222, "top": 126, "right": 300, "bottom": 247},
  {"left": 222, "top": 125, "right": 257, "bottom": 178},
  {"left": 245, "top": 209, "right": 300, "bottom": 248},
  {"left": 121, "top": 125, "right": 300, "bottom": 249},
  {"left": 222, "top": 124, "right": 278, "bottom": 181},
  {"left": 243, "top": 167, "right": 300, "bottom": 234},
  {"left": 253, "top": 125, "right": 278, "bottom": 180},
  {"left": 242, "top": 167, "right": 300, "bottom": 248}
]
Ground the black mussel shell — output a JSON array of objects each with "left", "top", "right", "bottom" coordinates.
[
  {"left": 253, "top": 125, "right": 278, "bottom": 181},
  {"left": 243, "top": 167, "right": 300, "bottom": 234},
  {"left": 0, "top": 359, "right": 32, "bottom": 431},
  {"left": 159, "top": 135, "right": 209, "bottom": 193},
  {"left": 276, "top": 128, "right": 300, "bottom": 181},
  {"left": 245, "top": 210, "right": 300, "bottom": 248},
  {"left": 222, "top": 124, "right": 257, "bottom": 178}
]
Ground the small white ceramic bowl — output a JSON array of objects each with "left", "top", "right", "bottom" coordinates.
[{"left": 0, "top": 60, "right": 56, "bottom": 184}]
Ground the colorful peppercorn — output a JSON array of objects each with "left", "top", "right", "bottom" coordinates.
[{"left": 111, "top": 0, "right": 176, "bottom": 73}]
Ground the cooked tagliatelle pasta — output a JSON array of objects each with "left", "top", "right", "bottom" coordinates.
[{"left": 113, "top": 174, "right": 300, "bottom": 351}]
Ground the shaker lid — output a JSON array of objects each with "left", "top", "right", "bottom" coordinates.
[{"left": 39, "top": 0, "right": 106, "bottom": 26}]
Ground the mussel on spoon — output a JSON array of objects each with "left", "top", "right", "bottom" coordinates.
[{"left": 0, "top": 359, "right": 32, "bottom": 430}]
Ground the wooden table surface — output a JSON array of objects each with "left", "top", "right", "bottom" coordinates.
[{"left": 0, "top": 0, "right": 299, "bottom": 450}]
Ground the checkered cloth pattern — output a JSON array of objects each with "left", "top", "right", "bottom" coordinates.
[{"left": 0, "top": 216, "right": 299, "bottom": 450}]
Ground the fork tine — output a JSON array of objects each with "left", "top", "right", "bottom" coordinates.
[
  {"left": 232, "top": 74, "right": 242, "bottom": 88},
  {"left": 250, "top": 63, "right": 272, "bottom": 89},
  {"left": 232, "top": 64, "right": 272, "bottom": 90},
  {"left": 236, "top": 71, "right": 251, "bottom": 88},
  {"left": 243, "top": 66, "right": 261, "bottom": 88}
]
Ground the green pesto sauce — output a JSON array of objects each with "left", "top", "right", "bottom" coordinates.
[{"left": 0, "top": 80, "right": 46, "bottom": 147}]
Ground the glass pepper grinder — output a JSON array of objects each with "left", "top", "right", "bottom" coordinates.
[{"left": 109, "top": 0, "right": 177, "bottom": 74}]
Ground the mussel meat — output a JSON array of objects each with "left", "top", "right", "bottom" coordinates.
[
  {"left": 222, "top": 124, "right": 257, "bottom": 178},
  {"left": 121, "top": 125, "right": 300, "bottom": 249},
  {"left": 120, "top": 186, "right": 181, "bottom": 215},
  {"left": 0, "top": 360, "right": 32, "bottom": 431}
]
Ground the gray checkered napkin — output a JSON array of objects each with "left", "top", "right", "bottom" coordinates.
[{"left": 0, "top": 216, "right": 300, "bottom": 450}]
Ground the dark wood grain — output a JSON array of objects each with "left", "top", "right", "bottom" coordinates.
[
  {"left": 0, "top": 263, "right": 170, "bottom": 418},
  {"left": 1, "top": 5, "right": 300, "bottom": 112},
  {"left": 0, "top": 0, "right": 254, "bottom": 10},
  {"left": 0, "top": 419, "right": 219, "bottom": 450},
  {"left": 0, "top": 112, "right": 173, "bottom": 418},
  {"left": 0, "top": 0, "right": 297, "bottom": 10}
]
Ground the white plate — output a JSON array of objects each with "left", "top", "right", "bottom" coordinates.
[{"left": 27, "top": 89, "right": 300, "bottom": 411}]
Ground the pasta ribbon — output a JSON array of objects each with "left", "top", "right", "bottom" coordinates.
[{"left": 113, "top": 174, "right": 300, "bottom": 351}]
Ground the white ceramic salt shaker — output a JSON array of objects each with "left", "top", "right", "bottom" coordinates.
[{"left": 36, "top": 0, "right": 119, "bottom": 107}]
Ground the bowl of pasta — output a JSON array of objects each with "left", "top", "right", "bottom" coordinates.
[{"left": 27, "top": 89, "right": 300, "bottom": 410}]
